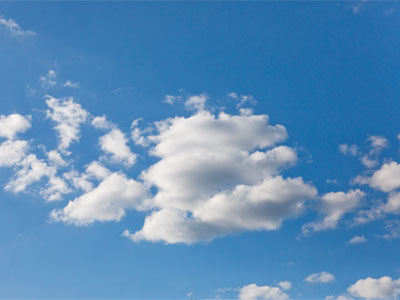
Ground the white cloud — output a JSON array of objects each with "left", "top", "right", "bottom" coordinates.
[
  {"left": 228, "top": 92, "right": 257, "bottom": 108},
  {"left": 238, "top": 283, "right": 290, "bottom": 300},
  {"left": 360, "top": 155, "right": 378, "bottom": 169},
  {"left": 47, "top": 150, "right": 67, "bottom": 167},
  {"left": 278, "top": 281, "right": 292, "bottom": 291},
  {"left": 0, "top": 17, "right": 36, "bottom": 41},
  {"left": 164, "top": 94, "right": 182, "bottom": 105},
  {"left": 0, "top": 114, "right": 31, "bottom": 139},
  {"left": 305, "top": 272, "right": 335, "bottom": 283},
  {"left": 91, "top": 115, "right": 114, "bottom": 130},
  {"left": 4, "top": 153, "right": 69, "bottom": 201},
  {"left": 0, "top": 139, "right": 29, "bottom": 167},
  {"left": 63, "top": 161, "right": 111, "bottom": 193},
  {"left": 5, "top": 154, "right": 54, "bottom": 193},
  {"left": 368, "top": 162, "right": 400, "bottom": 193},
  {"left": 123, "top": 110, "right": 317, "bottom": 244},
  {"left": 368, "top": 135, "right": 389, "bottom": 153},
  {"left": 302, "top": 189, "right": 365, "bottom": 235},
  {"left": 348, "top": 276, "right": 400, "bottom": 300},
  {"left": 184, "top": 94, "right": 207, "bottom": 111},
  {"left": 347, "top": 235, "right": 367, "bottom": 244},
  {"left": 339, "top": 144, "right": 358, "bottom": 156},
  {"left": 45, "top": 96, "right": 88, "bottom": 152},
  {"left": 99, "top": 129, "right": 136, "bottom": 166},
  {"left": 51, "top": 170, "right": 148, "bottom": 225},
  {"left": 40, "top": 70, "right": 57, "bottom": 89},
  {"left": 131, "top": 118, "right": 152, "bottom": 147},
  {"left": 63, "top": 80, "right": 80, "bottom": 88}
]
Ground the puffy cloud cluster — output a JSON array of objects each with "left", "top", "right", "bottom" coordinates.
[
  {"left": 239, "top": 282, "right": 291, "bottom": 300},
  {"left": 329, "top": 276, "right": 400, "bottom": 300},
  {"left": 348, "top": 276, "right": 400, "bottom": 300},
  {"left": 123, "top": 110, "right": 317, "bottom": 244},
  {"left": 1, "top": 92, "right": 379, "bottom": 245},
  {"left": 51, "top": 163, "right": 148, "bottom": 225},
  {"left": 354, "top": 161, "right": 400, "bottom": 216}
]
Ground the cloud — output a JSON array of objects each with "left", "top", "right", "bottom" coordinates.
[
  {"left": 164, "top": 94, "right": 182, "bottom": 105},
  {"left": 366, "top": 162, "right": 400, "bottom": 193},
  {"left": 46, "top": 150, "right": 67, "bottom": 167},
  {"left": 339, "top": 144, "right": 358, "bottom": 156},
  {"left": 353, "top": 161, "right": 400, "bottom": 215},
  {"left": 51, "top": 168, "right": 148, "bottom": 225},
  {"left": 0, "top": 114, "right": 31, "bottom": 139},
  {"left": 368, "top": 136, "right": 389, "bottom": 153},
  {"left": 40, "top": 70, "right": 57, "bottom": 89},
  {"left": 4, "top": 153, "right": 69, "bottom": 201},
  {"left": 63, "top": 80, "right": 80, "bottom": 89},
  {"left": 228, "top": 92, "right": 257, "bottom": 108},
  {"left": 305, "top": 272, "right": 335, "bottom": 283},
  {"left": 184, "top": 94, "right": 207, "bottom": 111},
  {"left": 99, "top": 129, "right": 136, "bottom": 166},
  {"left": 347, "top": 276, "right": 400, "bottom": 300},
  {"left": 123, "top": 110, "right": 317, "bottom": 244},
  {"left": 278, "top": 281, "right": 292, "bottom": 291},
  {"left": 45, "top": 96, "right": 88, "bottom": 152},
  {"left": 0, "top": 17, "right": 36, "bottom": 41},
  {"left": 0, "top": 139, "right": 29, "bottom": 167},
  {"left": 347, "top": 235, "right": 367, "bottom": 245},
  {"left": 131, "top": 119, "right": 152, "bottom": 147},
  {"left": 91, "top": 115, "right": 114, "bottom": 130},
  {"left": 238, "top": 283, "right": 290, "bottom": 300},
  {"left": 326, "top": 296, "right": 355, "bottom": 300},
  {"left": 381, "top": 220, "right": 400, "bottom": 240},
  {"left": 302, "top": 189, "right": 365, "bottom": 235}
]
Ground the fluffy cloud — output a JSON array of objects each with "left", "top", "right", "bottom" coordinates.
[
  {"left": 4, "top": 153, "right": 69, "bottom": 201},
  {"left": 305, "top": 272, "right": 335, "bottom": 283},
  {"left": 51, "top": 166, "right": 148, "bottom": 225},
  {"left": 184, "top": 94, "right": 207, "bottom": 111},
  {"left": 99, "top": 129, "right": 136, "bottom": 166},
  {"left": 347, "top": 276, "right": 400, "bottom": 300},
  {"left": 368, "top": 162, "right": 400, "bottom": 193},
  {"left": 302, "top": 189, "right": 365, "bottom": 235},
  {"left": 0, "top": 17, "right": 36, "bottom": 41},
  {"left": 238, "top": 283, "right": 290, "bottom": 300},
  {"left": 123, "top": 110, "right": 317, "bottom": 244},
  {"left": 0, "top": 114, "right": 31, "bottom": 139},
  {"left": 0, "top": 139, "right": 29, "bottom": 167},
  {"left": 45, "top": 96, "right": 88, "bottom": 152},
  {"left": 91, "top": 115, "right": 114, "bottom": 130}
]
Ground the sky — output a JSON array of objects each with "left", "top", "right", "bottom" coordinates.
[{"left": 1, "top": 2, "right": 400, "bottom": 300}]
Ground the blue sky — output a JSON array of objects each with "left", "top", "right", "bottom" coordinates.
[{"left": 1, "top": 2, "right": 400, "bottom": 300}]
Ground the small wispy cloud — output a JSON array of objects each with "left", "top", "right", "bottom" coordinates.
[
  {"left": 347, "top": 235, "right": 367, "bottom": 245},
  {"left": 40, "top": 70, "right": 57, "bottom": 89},
  {"left": 64, "top": 80, "right": 80, "bottom": 89},
  {"left": 0, "top": 17, "right": 36, "bottom": 41}
]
